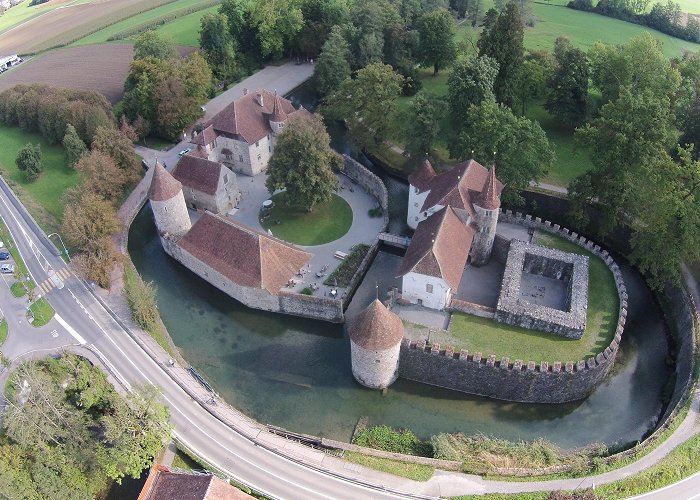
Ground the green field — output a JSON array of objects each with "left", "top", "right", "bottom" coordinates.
[
  {"left": 260, "top": 192, "right": 353, "bottom": 246},
  {"left": 0, "top": 125, "right": 79, "bottom": 230},
  {"left": 0, "top": 0, "right": 86, "bottom": 35},
  {"left": 72, "top": 0, "right": 218, "bottom": 46},
  {"left": 448, "top": 232, "right": 618, "bottom": 363},
  {"left": 154, "top": 5, "right": 218, "bottom": 46}
]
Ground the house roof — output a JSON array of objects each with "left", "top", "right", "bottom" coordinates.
[
  {"left": 270, "top": 94, "right": 288, "bottom": 122},
  {"left": 346, "top": 299, "right": 404, "bottom": 351},
  {"left": 398, "top": 206, "right": 475, "bottom": 290},
  {"left": 420, "top": 159, "right": 504, "bottom": 215},
  {"left": 408, "top": 159, "right": 436, "bottom": 191},
  {"left": 189, "top": 145, "right": 210, "bottom": 159},
  {"left": 178, "top": 213, "right": 311, "bottom": 294},
  {"left": 476, "top": 165, "right": 501, "bottom": 210},
  {"left": 149, "top": 162, "right": 182, "bottom": 202},
  {"left": 192, "top": 125, "right": 217, "bottom": 146},
  {"left": 206, "top": 89, "right": 298, "bottom": 144},
  {"left": 139, "top": 465, "right": 252, "bottom": 500},
  {"left": 172, "top": 155, "right": 226, "bottom": 196}
]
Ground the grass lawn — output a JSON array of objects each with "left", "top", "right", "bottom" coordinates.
[
  {"left": 171, "top": 449, "right": 203, "bottom": 471},
  {"left": 449, "top": 232, "right": 618, "bottom": 363},
  {"left": 0, "top": 318, "right": 7, "bottom": 346},
  {"left": 343, "top": 452, "right": 434, "bottom": 482},
  {"left": 0, "top": 124, "right": 79, "bottom": 232},
  {"left": 10, "top": 281, "right": 26, "bottom": 298},
  {"left": 154, "top": 5, "right": 219, "bottom": 47},
  {"left": 29, "top": 297, "right": 55, "bottom": 327},
  {"left": 260, "top": 192, "right": 353, "bottom": 246}
]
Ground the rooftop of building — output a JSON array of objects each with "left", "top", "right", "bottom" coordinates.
[
  {"left": 149, "top": 162, "right": 182, "bottom": 202},
  {"left": 173, "top": 155, "right": 229, "bottom": 196},
  {"left": 346, "top": 299, "right": 404, "bottom": 351}
]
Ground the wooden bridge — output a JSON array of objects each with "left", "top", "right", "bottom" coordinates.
[{"left": 378, "top": 232, "right": 411, "bottom": 248}]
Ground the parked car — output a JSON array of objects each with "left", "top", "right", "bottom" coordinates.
[
  {"left": 178, "top": 148, "right": 192, "bottom": 157},
  {"left": 0, "top": 263, "right": 14, "bottom": 274},
  {"left": 0, "top": 251, "right": 10, "bottom": 260},
  {"left": 0, "top": 240, "right": 4, "bottom": 247}
]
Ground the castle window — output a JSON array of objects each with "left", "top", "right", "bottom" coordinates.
[
  {"left": 269, "top": 146, "right": 271, "bottom": 152},
  {"left": 164, "top": 206, "right": 167, "bottom": 212},
  {"left": 414, "top": 187, "right": 419, "bottom": 194},
  {"left": 414, "top": 202, "right": 418, "bottom": 207},
  {"left": 224, "top": 174, "right": 228, "bottom": 183},
  {"left": 239, "top": 155, "right": 243, "bottom": 162},
  {"left": 255, "top": 141, "right": 259, "bottom": 147},
  {"left": 257, "top": 153, "right": 262, "bottom": 161},
  {"left": 426, "top": 284, "right": 433, "bottom": 293}
]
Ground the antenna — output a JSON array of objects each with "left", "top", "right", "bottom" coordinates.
[{"left": 375, "top": 282, "right": 379, "bottom": 300}]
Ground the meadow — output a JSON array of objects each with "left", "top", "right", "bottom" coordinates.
[{"left": 153, "top": 5, "right": 219, "bottom": 46}]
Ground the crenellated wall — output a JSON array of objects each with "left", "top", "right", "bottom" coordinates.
[{"left": 397, "top": 211, "right": 628, "bottom": 403}]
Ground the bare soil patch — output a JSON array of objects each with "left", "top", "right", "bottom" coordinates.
[{"left": 0, "top": 0, "right": 172, "bottom": 55}]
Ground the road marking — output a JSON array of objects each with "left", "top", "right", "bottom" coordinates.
[
  {"left": 54, "top": 313, "right": 86, "bottom": 345},
  {"left": 50, "top": 329, "right": 58, "bottom": 338}
]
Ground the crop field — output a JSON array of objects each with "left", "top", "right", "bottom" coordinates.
[
  {"left": 0, "top": 0, "right": 77, "bottom": 35},
  {"left": 154, "top": 5, "right": 219, "bottom": 46},
  {"left": 0, "top": 44, "right": 135, "bottom": 103},
  {"left": 0, "top": 0, "right": 173, "bottom": 55}
]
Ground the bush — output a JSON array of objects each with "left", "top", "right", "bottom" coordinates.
[
  {"left": 124, "top": 265, "right": 159, "bottom": 332},
  {"left": 15, "top": 143, "right": 43, "bottom": 182},
  {"left": 301, "top": 287, "right": 313, "bottom": 295},
  {"left": 353, "top": 425, "right": 433, "bottom": 457},
  {"left": 368, "top": 207, "right": 383, "bottom": 218},
  {"left": 323, "top": 244, "right": 370, "bottom": 287}
]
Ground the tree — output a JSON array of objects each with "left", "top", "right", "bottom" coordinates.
[
  {"left": 133, "top": 30, "right": 176, "bottom": 61},
  {"left": 62, "top": 124, "right": 86, "bottom": 168},
  {"left": 399, "top": 91, "right": 446, "bottom": 158},
  {"left": 61, "top": 191, "right": 120, "bottom": 250},
  {"left": 199, "top": 13, "right": 239, "bottom": 82},
  {"left": 570, "top": 88, "right": 677, "bottom": 232},
  {"left": 545, "top": 39, "right": 589, "bottom": 126},
  {"left": 314, "top": 26, "right": 351, "bottom": 96},
  {"left": 449, "top": 98, "right": 554, "bottom": 202},
  {"left": 75, "top": 151, "right": 126, "bottom": 202},
  {"left": 154, "top": 76, "right": 200, "bottom": 141},
  {"left": 15, "top": 143, "right": 42, "bottom": 181},
  {"left": 92, "top": 126, "right": 141, "bottom": 184},
  {"left": 447, "top": 55, "right": 499, "bottom": 126},
  {"left": 248, "top": 0, "right": 304, "bottom": 60},
  {"left": 417, "top": 8, "right": 457, "bottom": 75},
  {"left": 517, "top": 49, "right": 555, "bottom": 116},
  {"left": 324, "top": 63, "right": 404, "bottom": 151},
  {"left": 477, "top": 1, "right": 524, "bottom": 108},
  {"left": 266, "top": 114, "right": 341, "bottom": 210}
]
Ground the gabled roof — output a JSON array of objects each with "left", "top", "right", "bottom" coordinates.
[
  {"left": 420, "top": 159, "right": 503, "bottom": 215},
  {"left": 148, "top": 162, "right": 182, "bottom": 202},
  {"left": 192, "top": 124, "right": 217, "bottom": 146},
  {"left": 178, "top": 213, "right": 311, "bottom": 294},
  {"left": 173, "top": 155, "right": 227, "bottom": 196},
  {"left": 408, "top": 159, "right": 436, "bottom": 191},
  {"left": 189, "top": 145, "right": 210, "bottom": 159},
  {"left": 139, "top": 464, "right": 252, "bottom": 500},
  {"left": 398, "top": 206, "right": 475, "bottom": 290},
  {"left": 206, "top": 89, "right": 298, "bottom": 144},
  {"left": 347, "top": 299, "right": 404, "bottom": 351}
]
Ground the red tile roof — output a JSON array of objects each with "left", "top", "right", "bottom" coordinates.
[
  {"left": 178, "top": 213, "right": 311, "bottom": 294},
  {"left": 149, "top": 162, "right": 182, "bottom": 202},
  {"left": 206, "top": 89, "right": 299, "bottom": 144},
  {"left": 139, "top": 465, "right": 252, "bottom": 500},
  {"left": 398, "top": 206, "right": 475, "bottom": 290},
  {"left": 189, "top": 145, "right": 210, "bottom": 159},
  {"left": 420, "top": 159, "right": 503, "bottom": 215},
  {"left": 192, "top": 125, "right": 217, "bottom": 146},
  {"left": 476, "top": 166, "right": 501, "bottom": 210},
  {"left": 347, "top": 299, "right": 404, "bottom": 350},
  {"left": 270, "top": 94, "right": 288, "bottom": 122},
  {"left": 172, "top": 155, "right": 226, "bottom": 196},
  {"left": 408, "top": 159, "right": 436, "bottom": 191}
]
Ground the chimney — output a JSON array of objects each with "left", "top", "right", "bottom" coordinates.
[
  {"left": 243, "top": 88, "right": 248, "bottom": 96},
  {"left": 257, "top": 92, "right": 264, "bottom": 107}
]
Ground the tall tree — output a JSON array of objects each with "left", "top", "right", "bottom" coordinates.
[
  {"left": 133, "top": 30, "right": 176, "bottom": 61},
  {"left": 92, "top": 126, "right": 141, "bottom": 184},
  {"left": 545, "top": 38, "right": 589, "bottom": 127},
  {"left": 74, "top": 150, "right": 126, "bottom": 202},
  {"left": 61, "top": 191, "right": 120, "bottom": 250},
  {"left": 248, "top": 0, "right": 304, "bottom": 59},
  {"left": 266, "top": 114, "right": 341, "bottom": 210},
  {"left": 324, "top": 63, "right": 404, "bottom": 151},
  {"left": 15, "top": 143, "right": 43, "bottom": 182},
  {"left": 417, "top": 8, "right": 457, "bottom": 75},
  {"left": 477, "top": 1, "right": 524, "bottom": 108},
  {"left": 517, "top": 49, "right": 555, "bottom": 116},
  {"left": 199, "top": 13, "right": 239, "bottom": 82},
  {"left": 449, "top": 98, "right": 554, "bottom": 202},
  {"left": 154, "top": 76, "right": 200, "bottom": 141},
  {"left": 399, "top": 91, "right": 446, "bottom": 158},
  {"left": 62, "top": 124, "right": 87, "bottom": 168},
  {"left": 314, "top": 26, "right": 351, "bottom": 96},
  {"left": 447, "top": 55, "right": 499, "bottom": 126}
]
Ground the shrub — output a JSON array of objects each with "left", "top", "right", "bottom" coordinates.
[
  {"left": 353, "top": 425, "right": 433, "bottom": 457},
  {"left": 301, "top": 287, "right": 313, "bottom": 295},
  {"left": 15, "top": 143, "right": 43, "bottom": 182},
  {"left": 124, "top": 265, "right": 159, "bottom": 332},
  {"left": 368, "top": 207, "right": 383, "bottom": 218},
  {"left": 324, "top": 244, "right": 370, "bottom": 287}
]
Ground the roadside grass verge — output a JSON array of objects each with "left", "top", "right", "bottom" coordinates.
[
  {"left": 29, "top": 297, "right": 54, "bottom": 327},
  {"left": 324, "top": 244, "right": 370, "bottom": 287},
  {"left": 10, "top": 281, "right": 26, "bottom": 298},
  {"left": 343, "top": 452, "right": 435, "bottom": 482},
  {"left": 171, "top": 449, "right": 202, "bottom": 471},
  {"left": 0, "top": 124, "right": 79, "bottom": 233},
  {"left": 0, "top": 318, "right": 7, "bottom": 346}
]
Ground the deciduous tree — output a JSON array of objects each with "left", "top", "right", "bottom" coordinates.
[
  {"left": 266, "top": 114, "right": 341, "bottom": 210},
  {"left": 74, "top": 150, "right": 126, "bottom": 202},
  {"left": 199, "top": 13, "right": 239, "bottom": 82},
  {"left": 92, "top": 126, "right": 141, "bottom": 184},
  {"left": 447, "top": 55, "right": 499, "bottom": 126},
  {"left": 133, "top": 30, "right": 176, "bottom": 61},
  {"left": 15, "top": 143, "right": 42, "bottom": 182},
  {"left": 154, "top": 76, "right": 200, "bottom": 141},
  {"left": 62, "top": 124, "right": 86, "bottom": 168},
  {"left": 545, "top": 38, "right": 589, "bottom": 127},
  {"left": 61, "top": 191, "right": 120, "bottom": 250},
  {"left": 399, "top": 91, "right": 446, "bottom": 158},
  {"left": 314, "top": 26, "right": 351, "bottom": 96},
  {"left": 417, "top": 8, "right": 457, "bottom": 75}
]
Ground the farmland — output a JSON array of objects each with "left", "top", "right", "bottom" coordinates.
[
  {"left": 0, "top": 44, "right": 136, "bottom": 103},
  {"left": 155, "top": 5, "right": 219, "bottom": 46},
  {"left": 0, "top": 0, "right": 77, "bottom": 35}
]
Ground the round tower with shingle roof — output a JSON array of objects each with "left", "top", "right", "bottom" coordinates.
[
  {"left": 148, "top": 162, "right": 191, "bottom": 239},
  {"left": 471, "top": 165, "right": 501, "bottom": 266},
  {"left": 346, "top": 299, "right": 404, "bottom": 390},
  {"left": 268, "top": 93, "right": 288, "bottom": 136}
]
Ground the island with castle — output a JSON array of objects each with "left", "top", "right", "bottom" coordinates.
[{"left": 147, "top": 88, "right": 627, "bottom": 404}]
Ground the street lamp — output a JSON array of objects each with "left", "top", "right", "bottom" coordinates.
[{"left": 47, "top": 233, "right": 70, "bottom": 262}]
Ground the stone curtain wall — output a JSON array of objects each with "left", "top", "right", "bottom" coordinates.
[
  {"left": 341, "top": 155, "right": 389, "bottom": 230},
  {"left": 341, "top": 238, "right": 382, "bottom": 311},
  {"left": 398, "top": 211, "right": 628, "bottom": 403},
  {"left": 279, "top": 290, "right": 344, "bottom": 322}
]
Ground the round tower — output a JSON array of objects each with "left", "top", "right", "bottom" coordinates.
[
  {"left": 148, "top": 162, "right": 191, "bottom": 238},
  {"left": 471, "top": 166, "right": 501, "bottom": 266},
  {"left": 268, "top": 93, "right": 288, "bottom": 136},
  {"left": 346, "top": 299, "right": 404, "bottom": 390}
]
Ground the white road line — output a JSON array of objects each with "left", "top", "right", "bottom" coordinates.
[
  {"left": 630, "top": 469, "right": 700, "bottom": 499},
  {"left": 54, "top": 313, "right": 86, "bottom": 345}
]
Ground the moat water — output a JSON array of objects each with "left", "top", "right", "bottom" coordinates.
[{"left": 127, "top": 82, "right": 672, "bottom": 448}]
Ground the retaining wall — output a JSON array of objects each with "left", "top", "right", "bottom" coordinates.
[
  {"left": 342, "top": 155, "right": 389, "bottom": 230},
  {"left": 398, "top": 211, "right": 628, "bottom": 403},
  {"left": 279, "top": 290, "right": 344, "bottom": 323}
]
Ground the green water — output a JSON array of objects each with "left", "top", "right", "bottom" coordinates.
[{"left": 129, "top": 207, "right": 671, "bottom": 448}]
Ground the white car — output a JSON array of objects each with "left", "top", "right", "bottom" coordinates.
[
  {"left": 0, "top": 263, "right": 14, "bottom": 274},
  {"left": 178, "top": 148, "right": 192, "bottom": 157}
]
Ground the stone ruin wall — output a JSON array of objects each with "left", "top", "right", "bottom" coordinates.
[
  {"left": 342, "top": 155, "right": 389, "bottom": 230},
  {"left": 398, "top": 211, "right": 628, "bottom": 403}
]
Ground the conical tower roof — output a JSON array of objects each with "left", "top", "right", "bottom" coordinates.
[
  {"left": 149, "top": 162, "right": 182, "bottom": 202},
  {"left": 408, "top": 159, "right": 436, "bottom": 190},
  {"left": 347, "top": 299, "right": 404, "bottom": 351},
  {"left": 476, "top": 165, "right": 501, "bottom": 210},
  {"left": 270, "top": 94, "right": 287, "bottom": 122}
]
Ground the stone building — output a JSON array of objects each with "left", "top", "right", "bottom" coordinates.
[
  {"left": 401, "top": 159, "right": 503, "bottom": 310},
  {"left": 346, "top": 299, "right": 404, "bottom": 390},
  {"left": 172, "top": 153, "right": 240, "bottom": 214},
  {"left": 138, "top": 464, "right": 252, "bottom": 499},
  {"left": 192, "top": 89, "right": 310, "bottom": 176},
  {"left": 149, "top": 162, "right": 192, "bottom": 240}
]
